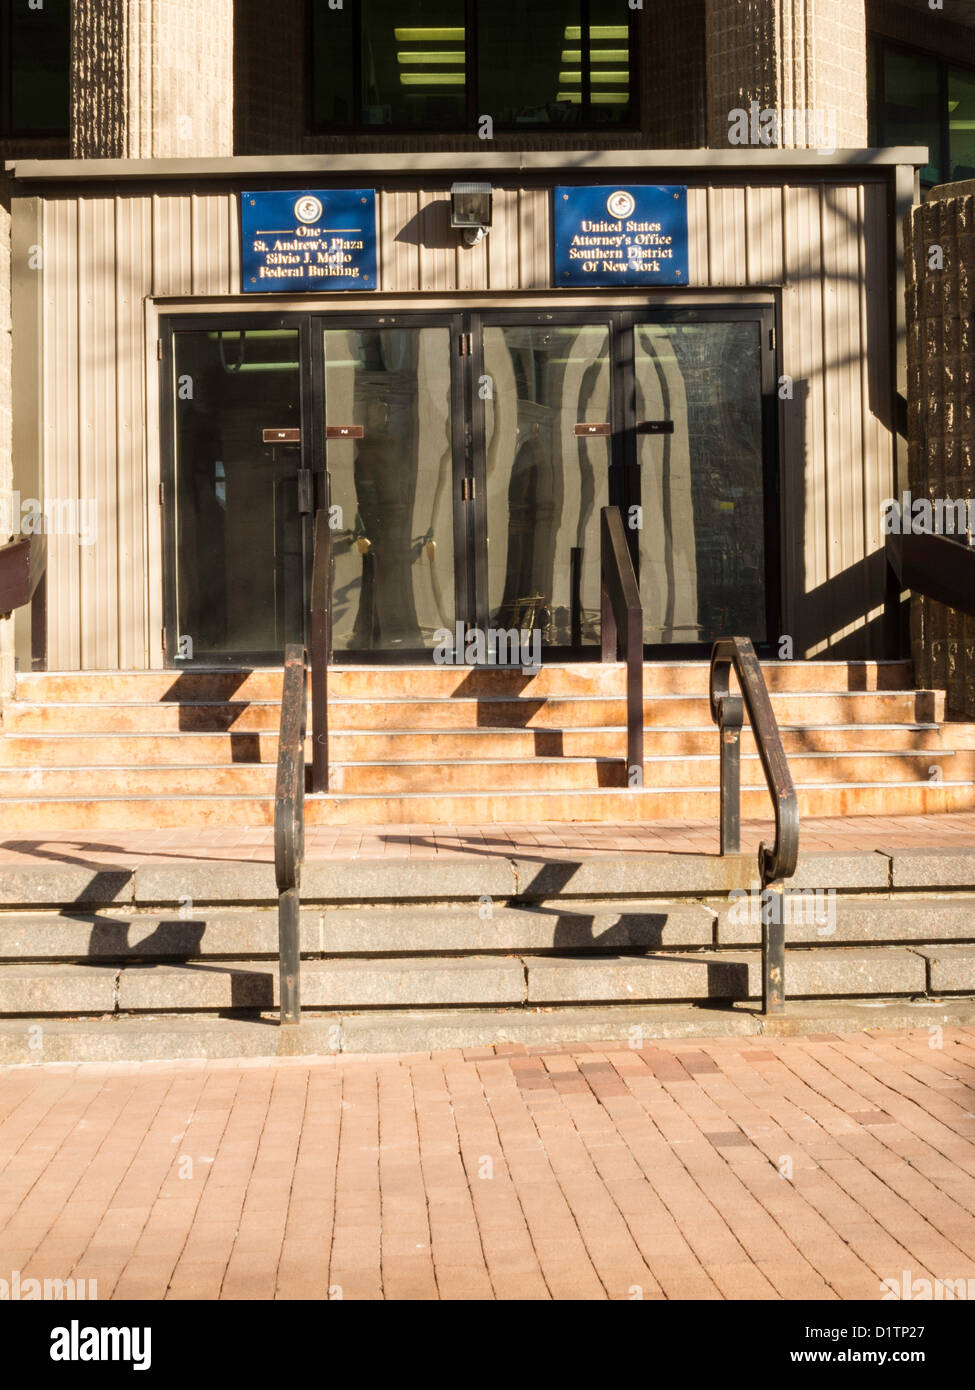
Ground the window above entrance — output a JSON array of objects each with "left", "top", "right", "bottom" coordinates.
[
  {"left": 1, "top": 0, "right": 70, "bottom": 137},
  {"left": 309, "top": 0, "right": 636, "bottom": 134},
  {"left": 868, "top": 36, "right": 975, "bottom": 188}
]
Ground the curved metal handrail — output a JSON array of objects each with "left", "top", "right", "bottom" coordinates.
[
  {"left": 709, "top": 636, "right": 799, "bottom": 885},
  {"left": 274, "top": 643, "right": 307, "bottom": 1025}
]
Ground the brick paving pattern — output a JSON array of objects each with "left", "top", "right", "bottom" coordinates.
[
  {"left": 1, "top": 1029, "right": 974, "bottom": 1300},
  {"left": 3, "top": 811, "right": 975, "bottom": 867}
]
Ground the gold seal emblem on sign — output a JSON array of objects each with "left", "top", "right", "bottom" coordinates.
[
  {"left": 606, "top": 190, "right": 635, "bottom": 220},
  {"left": 294, "top": 195, "right": 324, "bottom": 225}
]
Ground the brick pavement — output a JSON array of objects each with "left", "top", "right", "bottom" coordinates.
[
  {"left": 1, "top": 1028, "right": 974, "bottom": 1300},
  {"left": 2, "top": 810, "right": 975, "bottom": 866}
]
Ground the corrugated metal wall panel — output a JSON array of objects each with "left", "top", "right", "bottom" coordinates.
[
  {"left": 44, "top": 199, "right": 80, "bottom": 670},
  {"left": 114, "top": 195, "right": 152, "bottom": 668},
  {"left": 77, "top": 196, "right": 119, "bottom": 669},
  {"left": 29, "top": 177, "right": 893, "bottom": 669}
]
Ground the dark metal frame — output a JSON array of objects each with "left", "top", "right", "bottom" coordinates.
[
  {"left": 160, "top": 301, "right": 781, "bottom": 667},
  {"left": 305, "top": 0, "right": 640, "bottom": 138},
  {"left": 709, "top": 635, "right": 799, "bottom": 1015},
  {"left": 274, "top": 642, "right": 307, "bottom": 1025},
  {"left": 158, "top": 312, "right": 315, "bottom": 668},
  {"left": 600, "top": 505, "right": 643, "bottom": 783}
]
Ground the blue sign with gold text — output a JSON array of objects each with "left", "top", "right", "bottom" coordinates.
[
  {"left": 241, "top": 190, "right": 377, "bottom": 292},
  {"left": 553, "top": 186, "right": 689, "bottom": 287}
]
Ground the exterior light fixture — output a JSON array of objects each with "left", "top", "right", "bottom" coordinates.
[{"left": 450, "top": 181, "right": 493, "bottom": 246}]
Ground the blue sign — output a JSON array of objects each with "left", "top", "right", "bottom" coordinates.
[
  {"left": 553, "top": 185, "right": 689, "bottom": 287},
  {"left": 241, "top": 190, "right": 377, "bottom": 292}
]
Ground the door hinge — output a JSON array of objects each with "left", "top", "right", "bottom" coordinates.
[
  {"left": 769, "top": 326, "right": 776, "bottom": 351},
  {"left": 161, "top": 628, "right": 167, "bottom": 655},
  {"left": 458, "top": 332, "right": 472, "bottom": 357},
  {"left": 158, "top": 482, "right": 165, "bottom": 506},
  {"left": 157, "top": 339, "right": 163, "bottom": 361},
  {"left": 462, "top": 477, "right": 476, "bottom": 501}
]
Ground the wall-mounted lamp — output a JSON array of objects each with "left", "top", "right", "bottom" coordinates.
[{"left": 450, "top": 181, "right": 493, "bottom": 246}]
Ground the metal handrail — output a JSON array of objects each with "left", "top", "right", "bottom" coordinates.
[
  {"left": 310, "top": 507, "right": 331, "bottom": 792},
  {"left": 600, "top": 506, "right": 643, "bottom": 785},
  {"left": 709, "top": 636, "right": 799, "bottom": 1015},
  {"left": 886, "top": 529, "right": 975, "bottom": 616},
  {"left": 273, "top": 643, "right": 306, "bottom": 1025},
  {"left": 0, "top": 532, "right": 47, "bottom": 668}
]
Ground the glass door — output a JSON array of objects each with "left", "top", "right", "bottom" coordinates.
[
  {"left": 471, "top": 313, "right": 616, "bottom": 657},
  {"left": 318, "top": 317, "right": 463, "bottom": 657},
  {"left": 165, "top": 321, "right": 309, "bottom": 665},
  {"left": 628, "top": 309, "right": 777, "bottom": 651}
]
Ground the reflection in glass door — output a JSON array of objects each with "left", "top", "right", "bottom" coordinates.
[
  {"left": 170, "top": 327, "right": 305, "bottom": 663},
  {"left": 322, "top": 324, "right": 457, "bottom": 654},
  {"left": 633, "top": 318, "right": 770, "bottom": 647},
  {"left": 477, "top": 320, "right": 612, "bottom": 653}
]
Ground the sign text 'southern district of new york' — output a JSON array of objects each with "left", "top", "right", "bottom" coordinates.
[
  {"left": 241, "top": 190, "right": 377, "bottom": 293},
  {"left": 553, "top": 186, "right": 689, "bottom": 287}
]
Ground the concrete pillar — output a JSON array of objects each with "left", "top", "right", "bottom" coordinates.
[
  {"left": 705, "top": 0, "right": 867, "bottom": 150},
  {"left": 71, "top": 0, "right": 234, "bottom": 159},
  {"left": 904, "top": 185, "right": 975, "bottom": 718}
]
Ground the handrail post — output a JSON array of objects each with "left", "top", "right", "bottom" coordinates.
[
  {"left": 762, "top": 881, "right": 785, "bottom": 1015},
  {"left": 310, "top": 508, "right": 331, "bottom": 794},
  {"left": 716, "top": 692, "right": 743, "bottom": 855},
  {"left": 710, "top": 636, "right": 797, "bottom": 1018},
  {"left": 600, "top": 506, "right": 643, "bottom": 787},
  {"left": 274, "top": 644, "right": 306, "bottom": 1026}
]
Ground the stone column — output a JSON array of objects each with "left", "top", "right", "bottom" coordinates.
[
  {"left": 904, "top": 186, "right": 975, "bottom": 718},
  {"left": 705, "top": 0, "right": 867, "bottom": 150},
  {"left": 71, "top": 0, "right": 234, "bottom": 159},
  {"left": 0, "top": 184, "right": 12, "bottom": 699}
]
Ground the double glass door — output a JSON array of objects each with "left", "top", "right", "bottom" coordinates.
[{"left": 163, "top": 307, "right": 776, "bottom": 665}]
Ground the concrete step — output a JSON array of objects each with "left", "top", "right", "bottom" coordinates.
[
  {"left": 0, "top": 780, "right": 974, "bottom": 829},
  {"left": 0, "top": 901, "right": 715, "bottom": 961},
  {"left": 0, "top": 750, "right": 960, "bottom": 798},
  {"left": 0, "top": 850, "right": 889, "bottom": 910},
  {"left": 6, "top": 896, "right": 973, "bottom": 964},
  {"left": 4, "top": 996, "right": 974, "bottom": 1063},
  {"left": 0, "top": 945, "right": 934, "bottom": 1015},
  {"left": 13, "top": 659, "right": 915, "bottom": 703},
  {"left": 2, "top": 689, "right": 942, "bottom": 734},
  {"left": 328, "top": 750, "right": 957, "bottom": 795},
  {"left": 0, "top": 723, "right": 946, "bottom": 767}
]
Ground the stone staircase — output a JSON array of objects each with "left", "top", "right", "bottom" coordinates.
[
  {"left": 0, "top": 660, "right": 973, "bottom": 829},
  {"left": 1, "top": 849, "right": 974, "bottom": 1062}
]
